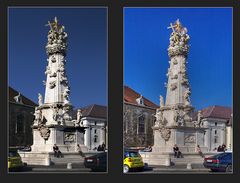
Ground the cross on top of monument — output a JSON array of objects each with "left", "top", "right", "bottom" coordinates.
[
  {"left": 167, "top": 19, "right": 187, "bottom": 34},
  {"left": 45, "top": 16, "right": 64, "bottom": 33}
]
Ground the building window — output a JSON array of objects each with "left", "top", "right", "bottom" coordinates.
[
  {"left": 94, "top": 129, "right": 97, "bottom": 134},
  {"left": 215, "top": 130, "right": 217, "bottom": 135},
  {"left": 138, "top": 115, "right": 145, "bottom": 134},
  {"left": 94, "top": 135, "right": 98, "bottom": 143},
  {"left": 215, "top": 122, "right": 217, "bottom": 126},
  {"left": 16, "top": 114, "right": 24, "bottom": 134},
  {"left": 214, "top": 136, "right": 218, "bottom": 143},
  {"left": 94, "top": 121, "right": 97, "bottom": 126}
]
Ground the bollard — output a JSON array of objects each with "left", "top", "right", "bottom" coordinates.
[
  {"left": 45, "top": 157, "right": 51, "bottom": 166},
  {"left": 186, "top": 163, "right": 192, "bottom": 170},
  {"left": 67, "top": 163, "right": 72, "bottom": 169},
  {"left": 165, "top": 157, "right": 171, "bottom": 166}
]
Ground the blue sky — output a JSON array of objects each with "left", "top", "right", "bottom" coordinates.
[
  {"left": 124, "top": 8, "right": 232, "bottom": 110},
  {"left": 9, "top": 7, "right": 107, "bottom": 109}
]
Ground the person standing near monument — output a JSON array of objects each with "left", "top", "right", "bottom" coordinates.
[{"left": 196, "top": 145, "right": 204, "bottom": 158}]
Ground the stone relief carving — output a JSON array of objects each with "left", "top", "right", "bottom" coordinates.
[
  {"left": 173, "top": 58, "right": 178, "bottom": 65},
  {"left": 184, "top": 134, "right": 196, "bottom": 143},
  {"left": 49, "top": 72, "right": 57, "bottom": 78},
  {"left": 51, "top": 56, "right": 56, "bottom": 63},
  {"left": 64, "top": 133, "right": 76, "bottom": 142},
  {"left": 38, "top": 124, "right": 51, "bottom": 141},
  {"left": 170, "top": 83, "right": 177, "bottom": 91},
  {"left": 160, "top": 128, "right": 171, "bottom": 141},
  {"left": 49, "top": 80, "right": 56, "bottom": 89},
  {"left": 171, "top": 74, "right": 178, "bottom": 80}
]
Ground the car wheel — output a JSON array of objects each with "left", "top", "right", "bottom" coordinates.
[
  {"left": 123, "top": 165, "right": 129, "bottom": 173},
  {"left": 225, "top": 165, "right": 232, "bottom": 172}
]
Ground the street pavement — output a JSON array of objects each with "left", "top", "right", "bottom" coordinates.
[
  {"left": 127, "top": 164, "right": 233, "bottom": 174},
  {"left": 9, "top": 163, "right": 106, "bottom": 173}
]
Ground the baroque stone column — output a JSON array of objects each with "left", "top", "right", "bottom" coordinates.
[{"left": 152, "top": 19, "right": 207, "bottom": 153}]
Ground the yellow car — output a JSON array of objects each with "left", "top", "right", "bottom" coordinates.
[
  {"left": 8, "top": 149, "right": 24, "bottom": 171},
  {"left": 123, "top": 150, "right": 144, "bottom": 173}
]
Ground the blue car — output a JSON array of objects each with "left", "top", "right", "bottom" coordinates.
[{"left": 203, "top": 152, "right": 232, "bottom": 172}]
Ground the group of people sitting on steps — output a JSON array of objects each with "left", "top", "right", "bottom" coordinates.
[
  {"left": 53, "top": 143, "right": 85, "bottom": 158},
  {"left": 173, "top": 144, "right": 204, "bottom": 158}
]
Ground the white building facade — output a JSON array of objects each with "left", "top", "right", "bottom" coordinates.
[
  {"left": 200, "top": 106, "right": 232, "bottom": 152},
  {"left": 79, "top": 104, "right": 107, "bottom": 150}
]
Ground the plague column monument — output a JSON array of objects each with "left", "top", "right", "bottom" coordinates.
[
  {"left": 140, "top": 19, "right": 209, "bottom": 166},
  {"left": 19, "top": 17, "right": 87, "bottom": 165}
]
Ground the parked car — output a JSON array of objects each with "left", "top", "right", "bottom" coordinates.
[
  {"left": 123, "top": 150, "right": 144, "bottom": 173},
  {"left": 8, "top": 148, "right": 25, "bottom": 171},
  {"left": 203, "top": 152, "right": 232, "bottom": 172},
  {"left": 84, "top": 152, "right": 107, "bottom": 172}
]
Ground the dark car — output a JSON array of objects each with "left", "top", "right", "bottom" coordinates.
[
  {"left": 203, "top": 152, "right": 232, "bottom": 172},
  {"left": 84, "top": 152, "right": 107, "bottom": 172}
]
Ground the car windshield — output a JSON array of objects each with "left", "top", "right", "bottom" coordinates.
[
  {"left": 125, "top": 152, "right": 140, "bottom": 158},
  {"left": 9, "top": 151, "right": 20, "bottom": 157}
]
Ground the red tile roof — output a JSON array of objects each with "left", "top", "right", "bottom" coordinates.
[
  {"left": 73, "top": 104, "right": 107, "bottom": 119},
  {"left": 124, "top": 86, "right": 158, "bottom": 109},
  {"left": 200, "top": 105, "right": 232, "bottom": 120}
]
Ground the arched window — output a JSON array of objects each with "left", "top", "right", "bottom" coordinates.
[
  {"left": 16, "top": 114, "right": 24, "bottom": 134},
  {"left": 138, "top": 115, "right": 145, "bottom": 134}
]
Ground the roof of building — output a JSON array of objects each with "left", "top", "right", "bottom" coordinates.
[
  {"left": 73, "top": 104, "right": 107, "bottom": 119},
  {"left": 124, "top": 86, "right": 158, "bottom": 109},
  {"left": 193, "top": 105, "right": 232, "bottom": 120},
  {"left": 9, "top": 86, "right": 37, "bottom": 107}
]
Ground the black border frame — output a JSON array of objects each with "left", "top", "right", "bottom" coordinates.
[{"left": 0, "top": 0, "right": 240, "bottom": 182}]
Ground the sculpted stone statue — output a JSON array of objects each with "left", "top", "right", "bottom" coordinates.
[
  {"left": 49, "top": 80, "right": 56, "bottom": 89},
  {"left": 184, "top": 88, "right": 191, "bottom": 105},
  {"left": 170, "top": 83, "right": 177, "bottom": 91},
  {"left": 75, "top": 109, "right": 83, "bottom": 126},
  {"left": 34, "top": 107, "right": 43, "bottom": 125},
  {"left": 45, "top": 66, "right": 51, "bottom": 75},
  {"left": 160, "top": 95, "right": 164, "bottom": 108},
  {"left": 51, "top": 105, "right": 59, "bottom": 122},
  {"left": 173, "top": 108, "right": 184, "bottom": 126},
  {"left": 196, "top": 110, "right": 203, "bottom": 127},
  {"left": 14, "top": 92, "right": 22, "bottom": 103},
  {"left": 38, "top": 93, "right": 43, "bottom": 106}
]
